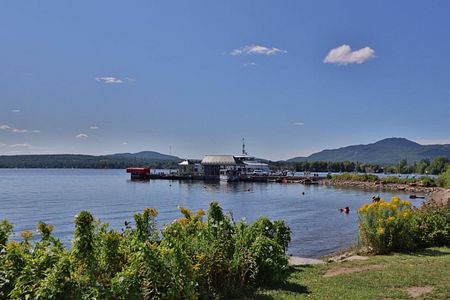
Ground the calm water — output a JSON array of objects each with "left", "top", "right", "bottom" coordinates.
[{"left": 0, "top": 169, "right": 424, "bottom": 258}]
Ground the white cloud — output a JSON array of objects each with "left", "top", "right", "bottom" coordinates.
[
  {"left": 231, "top": 45, "right": 287, "bottom": 56},
  {"left": 293, "top": 122, "right": 305, "bottom": 126},
  {"left": 243, "top": 62, "right": 257, "bottom": 67},
  {"left": 324, "top": 44, "right": 375, "bottom": 65},
  {"left": 95, "top": 76, "right": 135, "bottom": 84},
  {"left": 11, "top": 109, "right": 21, "bottom": 113},
  {"left": 122, "top": 142, "right": 128, "bottom": 145},
  {"left": 9, "top": 143, "right": 32, "bottom": 148},
  {"left": 89, "top": 125, "right": 99, "bottom": 130},
  {"left": 76, "top": 133, "right": 89, "bottom": 139},
  {"left": 0, "top": 123, "right": 39, "bottom": 134}
]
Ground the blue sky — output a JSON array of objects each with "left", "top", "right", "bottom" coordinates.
[{"left": 1, "top": 1, "right": 450, "bottom": 160}]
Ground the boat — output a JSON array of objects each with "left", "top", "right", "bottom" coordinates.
[{"left": 219, "top": 169, "right": 239, "bottom": 182}]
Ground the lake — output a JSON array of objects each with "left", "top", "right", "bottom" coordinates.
[{"left": 0, "top": 169, "right": 424, "bottom": 258}]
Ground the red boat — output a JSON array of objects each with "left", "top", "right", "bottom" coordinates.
[{"left": 126, "top": 167, "right": 150, "bottom": 179}]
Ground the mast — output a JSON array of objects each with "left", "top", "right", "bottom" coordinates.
[{"left": 242, "top": 138, "right": 247, "bottom": 155}]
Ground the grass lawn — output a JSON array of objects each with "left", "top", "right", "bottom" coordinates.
[{"left": 241, "top": 247, "right": 450, "bottom": 300}]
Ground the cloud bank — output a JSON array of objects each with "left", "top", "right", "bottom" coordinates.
[{"left": 324, "top": 45, "right": 375, "bottom": 65}]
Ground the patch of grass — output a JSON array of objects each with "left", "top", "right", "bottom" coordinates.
[{"left": 240, "top": 247, "right": 450, "bottom": 299}]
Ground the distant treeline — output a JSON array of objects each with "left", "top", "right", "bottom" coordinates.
[
  {"left": 0, "top": 154, "right": 180, "bottom": 169},
  {"left": 269, "top": 156, "right": 450, "bottom": 175}
]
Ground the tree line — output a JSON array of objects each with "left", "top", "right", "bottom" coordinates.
[
  {"left": 0, "top": 155, "right": 180, "bottom": 169},
  {"left": 269, "top": 156, "right": 449, "bottom": 175}
]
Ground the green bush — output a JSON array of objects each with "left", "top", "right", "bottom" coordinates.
[
  {"left": 358, "top": 198, "right": 450, "bottom": 255},
  {"left": 0, "top": 202, "right": 291, "bottom": 299},
  {"left": 420, "top": 176, "right": 436, "bottom": 187},
  {"left": 331, "top": 173, "right": 379, "bottom": 182},
  {"left": 357, "top": 197, "right": 418, "bottom": 254},
  {"left": 411, "top": 204, "right": 450, "bottom": 247},
  {"left": 437, "top": 165, "right": 450, "bottom": 188}
]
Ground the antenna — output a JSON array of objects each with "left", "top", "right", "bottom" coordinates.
[{"left": 242, "top": 138, "right": 247, "bottom": 155}]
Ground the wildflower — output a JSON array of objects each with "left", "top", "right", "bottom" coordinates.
[
  {"left": 377, "top": 227, "right": 385, "bottom": 235},
  {"left": 145, "top": 207, "right": 158, "bottom": 217},
  {"left": 387, "top": 216, "right": 395, "bottom": 222},
  {"left": 196, "top": 209, "right": 205, "bottom": 217},
  {"left": 265, "top": 226, "right": 269, "bottom": 230}
]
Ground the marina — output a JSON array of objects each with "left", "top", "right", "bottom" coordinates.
[{"left": 126, "top": 139, "right": 325, "bottom": 183}]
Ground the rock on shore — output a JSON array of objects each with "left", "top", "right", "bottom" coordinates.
[{"left": 426, "top": 189, "right": 450, "bottom": 206}]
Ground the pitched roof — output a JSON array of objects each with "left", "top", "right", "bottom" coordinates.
[{"left": 201, "top": 155, "right": 237, "bottom": 165}]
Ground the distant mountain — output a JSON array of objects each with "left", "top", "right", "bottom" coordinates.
[
  {"left": 287, "top": 138, "right": 450, "bottom": 165},
  {"left": 110, "top": 151, "right": 180, "bottom": 161}
]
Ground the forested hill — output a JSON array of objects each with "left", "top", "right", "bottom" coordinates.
[
  {"left": 0, "top": 152, "right": 181, "bottom": 169},
  {"left": 288, "top": 138, "right": 450, "bottom": 165}
]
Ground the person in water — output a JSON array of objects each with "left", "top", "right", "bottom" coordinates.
[
  {"left": 372, "top": 194, "right": 381, "bottom": 203},
  {"left": 339, "top": 206, "right": 350, "bottom": 214}
]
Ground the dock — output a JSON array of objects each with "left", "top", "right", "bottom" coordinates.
[{"left": 127, "top": 169, "right": 324, "bottom": 184}]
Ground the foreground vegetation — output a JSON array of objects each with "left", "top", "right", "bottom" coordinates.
[
  {"left": 358, "top": 197, "right": 450, "bottom": 254},
  {"left": 0, "top": 203, "right": 291, "bottom": 299},
  {"left": 248, "top": 247, "right": 450, "bottom": 299}
]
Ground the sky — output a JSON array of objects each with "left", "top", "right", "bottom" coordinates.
[{"left": 1, "top": 0, "right": 450, "bottom": 160}]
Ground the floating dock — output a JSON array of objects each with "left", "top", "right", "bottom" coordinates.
[{"left": 127, "top": 169, "right": 324, "bottom": 184}]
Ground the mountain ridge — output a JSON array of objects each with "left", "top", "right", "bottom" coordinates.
[{"left": 287, "top": 138, "right": 450, "bottom": 165}]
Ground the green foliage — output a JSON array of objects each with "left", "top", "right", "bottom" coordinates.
[
  {"left": 0, "top": 154, "right": 180, "bottom": 169},
  {"left": 426, "top": 156, "right": 449, "bottom": 175},
  {"left": 411, "top": 205, "right": 450, "bottom": 247},
  {"left": 358, "top": 197, "right": 417, "bottom": 254},
  {"left": 0, "top": 202, "right": 291, "bottom": 299},
  {"left": 437, "top": 165, "right": 450, "bottom": 188},
  {"left": 331, "top": 173, "right": 380, "bottom": 182},
  {"left": 0, "top": 219, "right": 13, "bottom": 247},
  {"left": 358, "top": 198, "right": 450, "bottom": 255}
]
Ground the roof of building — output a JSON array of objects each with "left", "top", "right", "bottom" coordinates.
[{"left": 201, "top": 155, "right": 237, "bottom": 165}]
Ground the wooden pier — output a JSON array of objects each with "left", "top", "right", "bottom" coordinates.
[{"left": 130, "top": 173, "right": 324, "bottom": 184}]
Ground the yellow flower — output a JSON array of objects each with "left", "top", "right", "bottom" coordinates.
[
  {"left": 196, "top": 209, "right": 205, "bottom": 217},
  {"left": 377, "top": 227, "right": 385, "bottom": 235},
  {"left": 401, "top": 200, "right": 412, "bottom": 207},
  {"left": 21, "top": 230, "right": 33, "bottom": 240},
  {"left": 402, "top": 209, "right": 410, "bottom": 218},
  {"left": 145, "top": 208, "right": 158, "bottom": 217},
  {"left": 391, "top": 197, "right": 400, "bottom": 205},
  {"left": 387, "top": 216, "right": 395, "bottom": 222},
  {"left": 180, "top": 207, "right": 193, "bottom": 219}
]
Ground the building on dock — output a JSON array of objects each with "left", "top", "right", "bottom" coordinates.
[
  {"left": 178, "top": 159, "right": 203, "bottom": 175},
  {"left": 201, "top": 155, "right": 238, "bottom": 177}
]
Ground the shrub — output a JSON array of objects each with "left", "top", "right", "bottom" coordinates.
[
  {"left": 0, "top": 202, "right": 291, "bottom": 299},
  {"left": 420, "top": 176, "right": 436, "bottom": 187},
  {"left": 357, "top": 197, "right": 417, "bottom": 254},
  {"left": 411, "top": 204, "right": 450, "bottom": 247},
  {"left": 437, "top": 165, "right": 450, "bottom": 188}
]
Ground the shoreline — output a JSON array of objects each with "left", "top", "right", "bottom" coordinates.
[{"left": 321, "top": 179, "right": 441, "bottom": 195}]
